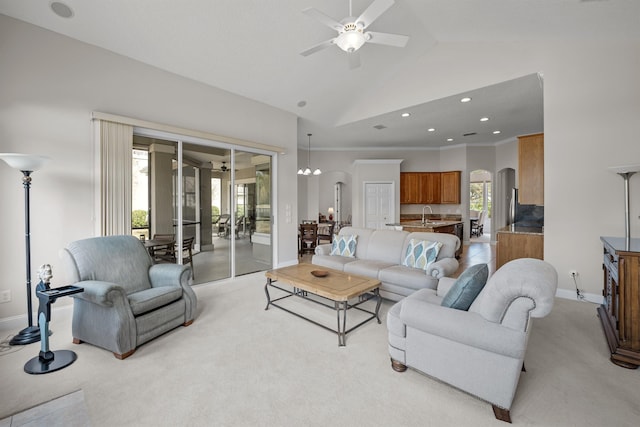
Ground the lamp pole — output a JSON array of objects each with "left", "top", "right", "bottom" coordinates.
[
  {"left": 0, "top": 153, "right": 50, "bottom": 346},
  {"left": 10, "top": 170, "right": 40, "bottom": 345}
]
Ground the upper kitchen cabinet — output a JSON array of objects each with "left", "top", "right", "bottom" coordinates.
[
  {"left": 440, "top": 171, "right": 461, "bottom": 204},
  {"left": 518, "top": 133, "right": 544, "bottom": 205},
  {"left": 400, "top": 171, "right": 460, "bottom": 204},
  {"left": 400, "top": 172, "right": 421, "bottom": 204},
  {"left": 420, "top": 172, "right": 441, "bottom": 204}
]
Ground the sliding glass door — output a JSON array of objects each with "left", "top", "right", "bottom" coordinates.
[
  {"left": 233, "top": 150, "right": 272, "bottom": 276},
  {"left": 132, "top": 134, "right": 272, "bottom": 284}
]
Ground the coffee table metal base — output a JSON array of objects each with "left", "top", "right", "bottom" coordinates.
[{"left": 264, "top": 279, "right": 381, "bottom": 346}]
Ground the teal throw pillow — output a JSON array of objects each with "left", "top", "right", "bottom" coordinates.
[
  {"left": 330, "top": 235, "right": 357, "bottom": 257},
  {"left": 402, "top": 239, "right": 443, "bottom": 271},
  {"left": 441, "top": 263, "right": 489, "bottom": 310}
]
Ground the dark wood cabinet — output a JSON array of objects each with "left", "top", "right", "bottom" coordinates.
[
  {"left": 495, "top": 228, "right": 543, "bottom": 269},
  {"left": 421, "top": 172, "right": 441, "bottom": 204},
  {"left": 518, "top": 133, "right": 544, "bottom": 206},
  {"left": 599, "top": 237, "right": 640, "bottom": 369},
  {"left": 400, "top": 171, "right": 460, "bottom": 205},
  {"left": 400, "top": 172, "right": 421, "bottom": 204},
  {"left": 440, "top": 171, "right": 461, "bottom": 204}
]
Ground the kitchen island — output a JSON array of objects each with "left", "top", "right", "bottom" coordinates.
[
  {"left": 387, "top": 219, "right": 463, "bottom": 257},
  {"left": 496, "top": 225, "right": 544, "bottom": 269}
]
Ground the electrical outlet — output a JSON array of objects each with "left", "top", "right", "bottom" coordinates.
[
  {"left": 569, "top": 270, "right": 578, "bottom": 278},
  {"left": 0, "top": 290, "right": 11, "bottom": 303}
]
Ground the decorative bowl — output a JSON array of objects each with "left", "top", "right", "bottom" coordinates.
[{"left": 311, "top": 270, "right": 328, "bottom": 278}]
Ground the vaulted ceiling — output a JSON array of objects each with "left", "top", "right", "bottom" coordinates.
[{"left": 1, "top": 0, "right": 638, "bottom": 150}]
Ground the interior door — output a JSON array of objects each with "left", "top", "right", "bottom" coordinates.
[{"left": 364, "top": 182, "right": 394, "bottom": 229}]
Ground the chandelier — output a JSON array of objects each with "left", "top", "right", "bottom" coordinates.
[{"left": 298, "top": 133, "right": 321, "bottom": 176}]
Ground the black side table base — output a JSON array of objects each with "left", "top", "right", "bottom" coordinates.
[
  {"left": 9, "top": 325, "right": 41, "bottom": 346},
  {"left": 24, "top": 350, "right": 77, "bottom": 375}
]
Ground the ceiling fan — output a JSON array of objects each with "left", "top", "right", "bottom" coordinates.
[
  {"left": 300, "top": 0, "right": 409, "bottom": 69},
  {"left": 212, "top": 161, "right": 229, "bottom": 172}
]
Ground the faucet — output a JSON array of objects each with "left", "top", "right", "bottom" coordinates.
[{"left": 421, "top": 205, "right": 433, "bottom": 225}]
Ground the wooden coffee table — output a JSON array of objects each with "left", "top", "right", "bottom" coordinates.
[{"left": 264, "top": 263, "right": 382, "bottom": 346}]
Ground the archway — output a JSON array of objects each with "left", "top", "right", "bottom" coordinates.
[{"left": 469, "top": 169, "right": 492, "bottom": 242}]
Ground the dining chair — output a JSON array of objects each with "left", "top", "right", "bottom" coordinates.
[
  {"left": 179, "top": 236, "right": 195, "bottom": 279},
  {"left": 151, "top": 233, "right": 176, "bottom": 262},
  {"left": 317, "top": 222, "right": 335, "bottom": 245},
  {"left": 217, "top": 214, "right": 231, "bottom": 237},
  {"left": 299, "top": 223, "right": 318, "bottom": 256}
]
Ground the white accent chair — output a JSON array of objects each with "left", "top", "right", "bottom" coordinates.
[{"left": 387, "top": 258, "right": 558, "bottom": 422}]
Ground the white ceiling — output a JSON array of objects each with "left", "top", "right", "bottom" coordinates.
[{"left": 2, "top": 0, "right": 639, "bottom": 150}]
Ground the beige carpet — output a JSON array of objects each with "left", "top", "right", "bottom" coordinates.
[{"left": 0, "top": 272, "right": 639, "bottom": 426}]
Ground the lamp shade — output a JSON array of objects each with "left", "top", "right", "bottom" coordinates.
[{"left": 0, "top": 153, "right": 50, "bottom": 172}]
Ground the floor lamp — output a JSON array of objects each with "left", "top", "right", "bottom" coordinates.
[
  {"left": 0, "top": 153, "right": 50, "bottom": 345},
  {"left": 609, "top": 164, "right": 640, "bottom": 250}
]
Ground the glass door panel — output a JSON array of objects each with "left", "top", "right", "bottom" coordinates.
[
  {"left": 234, "top": 151, "right": 272, "bottom": 276},
  {"left": 182, "top": 143, "right": 232, "bottom": 283}
]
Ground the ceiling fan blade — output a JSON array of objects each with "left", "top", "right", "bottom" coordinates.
[
  {"left": 365, "top": 31, "right": 409, "bottom": 47},
  {"left": 300, "top": 38, "right": 336, "bottom": 57},
  {"left": 355, "top": 0, "right": 395, "bottom": 29},
  {"left": 348, "top": 52, "right": 361, "bottom": 70},
  {"left": 302, "top": 7, "right": 344, "bottom": 31}
]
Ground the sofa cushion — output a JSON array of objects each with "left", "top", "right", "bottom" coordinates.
[
  {"left": 441, "top": 264, "right": 489, "bottom": 311},
  {"left": 344, "top": 259, "right": 395, "bottom": 279},
  {"left": 366, "top": 229, "right": 409, "bottom": 264},
  {"left": 402, "top": 239, "right": 443, "bottom": 270},
  {"left": 331, "top": 234, "right": 358, "bottom": 257},
  {"left": 128, "top": 286, "right": 183, "bottom": 316},
  {"left": 379, "top": 265, "right": 437, "bottom": 291},
  {"left": 311, "top": 254, "right": 356, "bottom": 271}
]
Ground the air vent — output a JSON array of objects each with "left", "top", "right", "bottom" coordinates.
[
  {"left": 373, "top": 124, "right": 387, "bottom": 130},
  {"left": 463, "top": 132, "right": 477, "bottom": 137}
]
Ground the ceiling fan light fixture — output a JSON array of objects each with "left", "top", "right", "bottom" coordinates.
[{"left": 335, "top": 28, "right": 366, "bottom": 52}]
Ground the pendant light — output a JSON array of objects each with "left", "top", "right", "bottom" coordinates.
[{"left": 298, "top": 133, "right": 321, "bottom": 176}]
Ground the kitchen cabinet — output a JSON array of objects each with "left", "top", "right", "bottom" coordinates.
[
  {"left": 400, "top": 171, "right": 460, "bottom": 205},
  {"left": 518, "top": 133, "right": 544, "bottom": 205},
  {"left": 420, "top": 172, "right": 441, "bottom": 204},
  {"left": 496, "top": 226, "right": 543, "bottom": 269},
  {"left": 440, "top": 171, "right": 461, "bottom": 204},
  {"left": 400, "top": 173, "right": 421, "bottom": 204},
  {"left": 599, "top": 237, "right": 640, "bottom": 368}
]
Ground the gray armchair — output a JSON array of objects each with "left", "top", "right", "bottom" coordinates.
[
  {"left": 60, "top": 235, "right": 197, "bottom": 359},
  {"left": 387, "top": 258, "right": 557, "bottom": 422}
]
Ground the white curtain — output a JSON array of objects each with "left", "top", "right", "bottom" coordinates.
[{"left": 99, "top": 120, "right": 133, "bottom": 236}]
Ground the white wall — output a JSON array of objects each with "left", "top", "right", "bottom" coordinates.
[
  {"left": 0, "top": 16, "right": 298, "bottom": 320},
  {"left": 303, "top": 41, "right": 640, "bottom": 298}
]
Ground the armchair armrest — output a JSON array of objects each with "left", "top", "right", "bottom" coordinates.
[
  {"left": 149, "top": 263, "right": 191, "bottom": 288},
  {"left": 315, "top": 244, "right": 332, "bottom": 256},
  {"left": 426, "top": 257, "right": 459, "bottom": 279},
  {"left": 71, "top": 280, "right": 127, "bottom": 307},
  {"left": 400, "top": 298, "right": 527, "bottom": 359}
]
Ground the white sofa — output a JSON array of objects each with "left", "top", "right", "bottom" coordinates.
[{"left": 312, "top": 227, "right": 460, "bottom": 301}]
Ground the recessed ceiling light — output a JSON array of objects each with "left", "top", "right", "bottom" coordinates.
[
  {"left": 460, "top": 97, "right": 472, "bottom": 103},
  {"left": 401, "top": 112, "right": 411, "bottom": 118},
  {"left": 493, "top": 130, "right": 501, "bottom": 134},
  {"left": 50, "top": 1, "right": 74, "bottom": 18},
  {"left": 480, "top": 117, "right": 489, "bottom": 122},
  {"left": 447, "top": 138, "right": 454, "bottom": 142},
  {"left": 427, "top": 128, "right": 435, "bottom": 132}
]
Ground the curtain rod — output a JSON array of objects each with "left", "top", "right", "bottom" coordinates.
[{"left": 92, "top": 111, "right": 285, "bottom": 154}]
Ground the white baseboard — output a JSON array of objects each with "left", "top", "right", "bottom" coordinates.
[
  {"left": 556, "top": 288, "right": 602, "bottom": 305},
  {"left": 0, "top": 304, "right": 73, "bottom": 333}
]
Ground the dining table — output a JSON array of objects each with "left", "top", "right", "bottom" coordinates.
[{"left": 143, "top": 238, "right": 175, "bottom": 260}]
